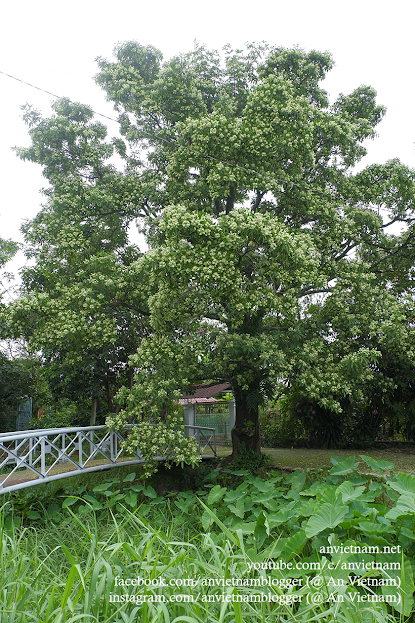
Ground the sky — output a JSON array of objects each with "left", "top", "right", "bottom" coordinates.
[{"left": 1, "top": 0, "right": 414, "bottom": 284}]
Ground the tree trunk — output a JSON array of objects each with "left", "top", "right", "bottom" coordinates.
[
  {"left": 128, "top": 367, "right": 134, "bottom": 390},
  {"left": 90, "top": 398, "right": 97, "bottom": 426},
  {"left": 104, "top": 378, "right": 116, "bottom": 413},
  {"left": 229, "top": 385, "right": 261, "bottom": 460}
]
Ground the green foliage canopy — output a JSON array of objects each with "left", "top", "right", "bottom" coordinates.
[
  {"left": 7, "top": 99, "right": 152, "bottom": 416},
  {"left": 96, "top": 42, "right": 415, "bottom": 455},
  {"left": 6, "top": 42, "right": 415, "bottom": 456}
]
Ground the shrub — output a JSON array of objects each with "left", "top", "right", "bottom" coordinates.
[{"left": 260, "top": 396, "right": 307, "bottom": 447}]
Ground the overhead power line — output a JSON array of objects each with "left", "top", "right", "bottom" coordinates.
[
  {"left": 0, "top": 67, "right": 335, "bottom": 200},
  {"left": 0, "top": 69, "right": 119, "bottom": 125}
]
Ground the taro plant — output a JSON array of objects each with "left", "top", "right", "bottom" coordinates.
[{"left": 2, "top": 456, "right": 415, "bottom": 621}]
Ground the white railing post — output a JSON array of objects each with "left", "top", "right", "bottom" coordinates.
[
  {"left": 61, "top": 433, "right": 67, "bottom": 463},
  {"left": 89, "top": 431, "right": 93, "bottom": 460},
  {"left": 29, "top": 437, "right": 33, "bottom": 467},
  {"left": 40, "top": 436, "right": 46, "bottom": 476},
  {"left": 183, "top": 404, "right": 196, "bottom": 437},
  {"left": 79, "top": 433, "right": 83, "bottom": 468},
  {"left": 110, "top": 431, "right": 115, "bottom": 462}
]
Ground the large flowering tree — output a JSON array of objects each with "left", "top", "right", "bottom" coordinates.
[
  {"left": 95, "top": 42, "right": 415, "bottom": 457},
  {"left": 6, "top": 43, "right": 415, "bottom": 460}
]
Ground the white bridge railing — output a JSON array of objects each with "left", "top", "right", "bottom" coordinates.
[{"left": 0, "top": 424, "right": 216, "bottom": 494}]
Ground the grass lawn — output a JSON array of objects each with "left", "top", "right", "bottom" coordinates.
[{"left": 216, "top": 445, "right": 415, "bottom": 474}]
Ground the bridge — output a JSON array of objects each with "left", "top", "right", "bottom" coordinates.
[{"left": 0, "top": 424, "right": 216, "bottom": 494}]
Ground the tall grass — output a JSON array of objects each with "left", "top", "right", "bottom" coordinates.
[{"left": 0, "top": 498, "right": 401, "bottom": 623}]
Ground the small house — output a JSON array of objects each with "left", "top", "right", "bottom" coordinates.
[{"left": 180, "top": 383, "right": 236, "bottom": 443}]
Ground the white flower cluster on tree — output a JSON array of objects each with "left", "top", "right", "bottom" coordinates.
[{"left": 106, "top": 409, "right": 201, "bottom": 478}]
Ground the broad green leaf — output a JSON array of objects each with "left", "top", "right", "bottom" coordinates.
[
  {"left": 320, "top": 487, "right": 337, "bottom": 505},
  {"left": 46, "top": 503, "right": 60, "bottom": 516},
  {"left": 229, "top": 501, "right": 245, "bottom": 519},
  {"left": 385, "top": 495, "right": 415, "bottom": 520},
  {"left": 143, "top": 486, "right": 157, "bottom": 499},
  {"left": 207, "top": 484, "right": 227, "bottom": 505},
  {"left": 348, "top": 475, "right": 369, "bottom": 486},
  {"left": 224, "top": 490, "right": 243, "bottom": 504},
  {"left": 330, "top": 456, "right": 346, "bottom": 465},
  {"left": 107, "top": 493, "right": 124, "bottom": 507},
  {"left": 299, "top": 482, "right": 329, "bottom": 497},
  {"left": 252, "top": 491, "right": 275, "bottom": 504},
  {"left": 360, "top": 454, "right": 394, "bottom": 473},
  {"left": 388, "top": 473, "right": 415, "bottom": 497},
  {"left": 336, "top": 481, "right": 365, "bottom": 503},
  {"left": 296, "top": 498, "right": 317, "bottom": 518},
  {"left": 305, "top": 502, "right": 349, "bottom": 537},
  {"left": 349, "top": 499, "right": 374, "bottom": 517},
  {"left": 330, "top": 456, "right": 359, "bottom": 475},
  {"left": 124, "top": 492, "right": 138, "bottom": 509},
  {"left": 357, "top": 520, "right": 394, "bottom": 535},
  {"left": 266, "top": 501, "right": 297, "bottom": 527},
  {"left": 200, "top": 509, "right": 213, "bottom": 531},
  {"left": 102, "top": 488, "right": 120, "bottom": 497},
  {"left": 229, "top": 506, "right": 244, "bottom": 519},
  {"left": 284, "top": 489, "right": 300, "bottom": 501},
  {"left": 279, "top": 529, "right": 307, "bottom": 560},
  {"left": 92, "top": 482, "right": 113, "bottom": 493},
  {"left": 175, "top": 498, "right": 193, "bottom": 513},
  {"left": 198, "top": 498, "right": 239, "bottom": 546},
  {"left": 83, "top": 494, "right": 104, "bottom": 510},
  {"left": 285, "top": 470, "right": 306, "bottom": 490},
  {"left": 250, "top": 478, "right": 275, "bottom": 493},
  {"left": 123, "top": 472, "right": 136, "bottom": 482},
  {"left": 260, "top": 498, "right": 280, "bottom": 513},
  {"left": 254, "top": 511, "right": 269, "bottom": 549},
  {"left": 62, "top": 496, "right": 78, "bottom": 507},
  {"left": 231, "top": 521, "right": 256, "bottom": 534},
  {"left": 400, "top": 526, "right": 415, "bottom": 540}
]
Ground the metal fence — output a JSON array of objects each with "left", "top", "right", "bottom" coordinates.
[
  {"left": 195, "top": 413, "right": 231, "bottom": 443},
  {"left": 0, "top": 424, "right": 216, "bottom": 494}
]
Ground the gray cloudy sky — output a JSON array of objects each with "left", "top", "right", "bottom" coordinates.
[{"left": 1, "top": 0, "right": 414, "bottom": 278}]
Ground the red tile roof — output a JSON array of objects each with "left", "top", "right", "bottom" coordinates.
[
  {"left": 178, "top": 397, "right": 218, "bottom": 405},
  {"left": 181, "top": 382, "right": 231, "bottom": 401}
]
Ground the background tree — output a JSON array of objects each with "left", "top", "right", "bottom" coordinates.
[
  {"left": 0, "top": 349, "right": 49, "bottom": 432},
  {"left": 7, "top": 99, "right": 151, "bottom": 422},
  {"left": 282, "top": 270, "right": 415, "bottom": 447},
  {"left": 0, "top": 236, "right": 18, "bottom": 312},
  {"left": 0, "top": 237, "right": 18, "bottom": 273}
]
